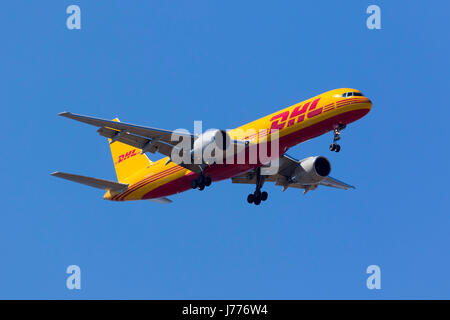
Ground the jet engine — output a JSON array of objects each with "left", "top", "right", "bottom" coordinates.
[
  {"left": 291, "top": 156, "right": 331, "bottom": 184},
  {"left": 192, "top": 129, "right": 231, "bottom": 164}
]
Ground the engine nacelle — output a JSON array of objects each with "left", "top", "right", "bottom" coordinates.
[
  {"left": 292, "top": 156, "right": 331, "bottom": 184},
  {"left": 192, "top": 129, "right": 231, "bottom": 164}
]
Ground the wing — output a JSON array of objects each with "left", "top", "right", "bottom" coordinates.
[
  {"left": 231, "top": 154, "right": 355, "bottom": 192},
  {"left": 59, "top": 112, "right": 195, "bottom": 143},
  {"left": 51, "top": 171, "right": 128, "bottom": 192},
  {"left": 319, "top": 176, "right": 354, "bottom": 190},
  {"left": 59, "top": 112, "right": 200, "bottom": 173},
  {"left": 231, "top": 154, "right": 300, "bottom": 185}
]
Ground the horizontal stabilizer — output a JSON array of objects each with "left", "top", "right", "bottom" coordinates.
[
  {"left": 51, "top": 171, "right": 128, "bottom": 192},
  {"left": 148, "top": 197, "right": 173, "bottom": 204}
]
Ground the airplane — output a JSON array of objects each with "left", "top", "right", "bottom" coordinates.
[{"left": 52, "top": 88, "right": 372, "bottom": 205}]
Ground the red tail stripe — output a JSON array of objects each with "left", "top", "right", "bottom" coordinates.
[
  {"left": 119, "top": 166, "right": 182, "bottom": 199},
  {"left": 117, "top": 167, "right": 183, "bottom": 201},
  {"left": 113, "top": 166, "right": 183, "bottom": 200},
  {"left": 119, "top": 167, "right": 184, "bottom": 201}
]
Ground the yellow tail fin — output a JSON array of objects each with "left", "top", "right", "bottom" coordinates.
[{"left": 109, "top": 118, "right": 151, "bottom": 182}]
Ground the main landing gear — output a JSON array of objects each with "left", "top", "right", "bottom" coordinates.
[
  {"left": 329, "top": 124, "right": 346, "bottom": 153},
  {"left": 247, "top": 190, "right": 268, "bottom": 206},
  {"left": 247, "top": 167, "right": 269, "bottom": 206},
  {"left": 191, "top": 173, "right": 212, "bottom": 191}
]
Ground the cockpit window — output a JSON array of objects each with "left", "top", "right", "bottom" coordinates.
[{"left": 342, "top": 92, "right": 363, "bottom": 97}]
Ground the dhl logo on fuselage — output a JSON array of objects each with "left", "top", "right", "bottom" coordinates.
[
  {"left": 268, "top": 96, "right": 367, "bottom": 133},
  {"left": 115, "top": 149, "right": 137, "bottom": 164},
  {"left": 269, "top": 98, "right": 324, "bottom": 133}
]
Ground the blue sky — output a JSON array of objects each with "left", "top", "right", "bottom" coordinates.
[{"left": 1, "top": 1, "right": 449, "bottom": 299}]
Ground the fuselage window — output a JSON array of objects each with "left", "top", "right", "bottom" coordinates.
[{"left": 342, "top": 92, "right": 363, "bottom": 97}]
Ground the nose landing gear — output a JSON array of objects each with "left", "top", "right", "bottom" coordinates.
[
  {"left": 329, "top": 124, "right": 346, "bottom": 153},
  {"left": 329, "top": 143, "right": 341, "bottom": 152}
]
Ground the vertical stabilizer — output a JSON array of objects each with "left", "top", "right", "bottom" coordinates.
[{"left": 108, "top": 118, "right": 151, "bottom": 182}]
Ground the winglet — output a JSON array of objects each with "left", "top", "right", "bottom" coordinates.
[{"left": 58, "top": 111, "right": 71, "bottom": 117}]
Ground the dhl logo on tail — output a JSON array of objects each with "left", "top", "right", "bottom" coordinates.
[{"left": 115, "top": 149, "right": 137, "bottom": 164}]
